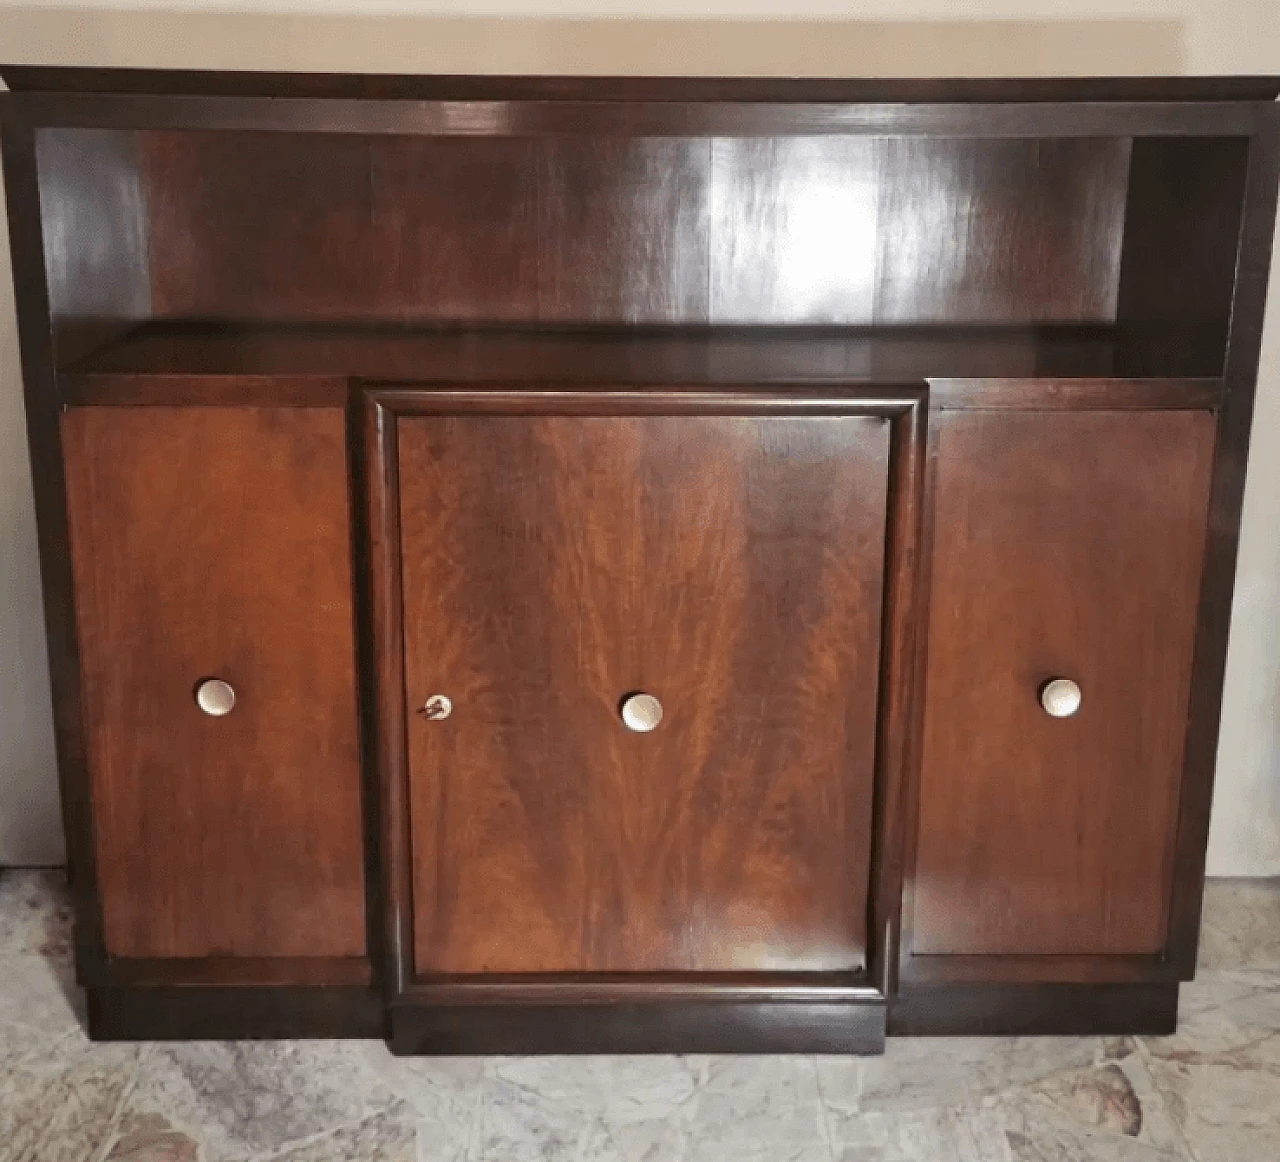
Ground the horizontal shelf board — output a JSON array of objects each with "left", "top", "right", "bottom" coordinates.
[{"left": 60, "top": 323, "right": 1225, "bottom": 404}]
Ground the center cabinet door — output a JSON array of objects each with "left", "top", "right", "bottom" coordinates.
[{"left": 393, "top": 406, "right": 893, "bottom": 977}]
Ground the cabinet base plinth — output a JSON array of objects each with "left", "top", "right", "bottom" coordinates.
[
  {"left": 84, "top": 984, "right": 1179, "bottom": 1045},
  {"left": 86, "top": 986, "right": 384, "bottom": 1041},
  {"left": 889, "top": 982, "right": 1179, "bottom": 1037},
  {"left": 389, "top": 1000, "right": 887, "bottom": 1055}
]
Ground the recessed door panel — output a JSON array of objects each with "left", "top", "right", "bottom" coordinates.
[{"left": 398, "top": 414, "right": 891, "bottom": 975}]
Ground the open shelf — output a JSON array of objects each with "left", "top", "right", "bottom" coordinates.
[{"left": 61, "top": 321, "right": 1226, "bottom": 400}]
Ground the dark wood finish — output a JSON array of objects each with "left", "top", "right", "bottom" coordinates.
[
  {"left": 542, "top": 139, "right": 710, "bottom": 323},
  {"left": 143, "top": 131, "right": 376, "bottom": 321},
  {"left": 372, "top": 136, "right": 540, "bottom": 322},
  {"left": 62, "top": 322, "right": 1225, "bottom": 383},
  {"left": 61, "top": 373, "right": 349, "bottom": 407},
  {"left": 100, "top": 957, "right": 372, "bottom": 988},
  {"left": 405, "top": 973, "right": 877, "bottom": 1004},
  {"left": 5, "top": 70, "right": 1278, "bottom": 1049},
  {"left": 930, "top": 376, "right": 1223, "bottom": 410},
  {"left": 889, "top": 983, "right": 1178, "bottom": 1037},
  {"left": 864, "top": 394, "right": 928, "bottom": 1002},
  {"left": 88, "top": 986, "right": 383, "bottom": 1040},
  {"left": 1, "top": 113, "right": 111, "bottom": 981},
  {"left": 366, "top": 392, "right": 412, "bottom": 1002},
  {"left": 710, "top": 137, "right": 879, "bottom": 323},
  {"left": 873, "top": 138, "right": 1130, "bottom": 324},
  {"left": 8, "top": 92, "right": 1264, "bottom": 138},
  {"left": 390, "top": 999, "right": 885, "bottom": 1056},
  {"left": 1116, "top": 137, "right": 1251, "bottom": 376},
  {"left": 5, "top": 68, "right": 1277, "bottom": 104},
  {"left": 396, "top": 406, "right": 890, "bottom": 974},
  {"left": 910, "top": 410, "right": 1216, "bottom": 961},
  {"left": 127, "top": 132, "right": 1135, "bottom": 328},
  {"left": 61, "top": 406, "right": 367, "bottom": 963},
  {"left": 33, "top": 128, "right": 151, "bottom": 366},
  {"left": 1167, "top": 110, "right": 1280, "bottom": 976}
]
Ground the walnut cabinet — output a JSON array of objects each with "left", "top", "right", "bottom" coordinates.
[{"left": 3, "top": 69, "right": 1278, "bottom": 1052}]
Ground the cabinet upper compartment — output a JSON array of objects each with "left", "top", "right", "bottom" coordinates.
[{"left": 9, "top": 71, "right": 1274, "bottom": 381}]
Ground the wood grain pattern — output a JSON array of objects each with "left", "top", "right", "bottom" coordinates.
[
  {"left": 710, "top": 137, "right": 880, "bottom": 323},
  {"left": 873, "top": 137, "right": 1131, "bottom": 324},
  {"left": 61, "top": 406, "right": 367, "bottom": 960},
  {"left": 370, "top": 136, "right": 540, "bottom": 322},
  {"left": 6, "top": 68, "right": 1278, "bottom": 1046},
  {"left": 143, "top": 131, "right": 376, "bottom": 321},
  {"left": 397, "top": 412, "right": 891, "bottom": 974},
  {"left": 911, "top": 410, "right": 1216, "bottom": 957},
  {"left": 131, "top": 131, "right": 1136, "bottom": 329},
  {"left": 540, "top": 138, "right": 710, "bottom": 322}
]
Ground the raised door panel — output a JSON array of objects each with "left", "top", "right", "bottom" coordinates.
[
  {"left": 398, "top": 413, "right": 891, "bottom": 975},
  {"left": 913, "top": 410, "right": 1216, "bottom": 958},
  {"left": 62, "top": 406, "right": 366, "bottom": 961}
]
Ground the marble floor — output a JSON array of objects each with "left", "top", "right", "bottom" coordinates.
[{"left": 0, "top": 872, "right": 1278, "bottom": 1162}]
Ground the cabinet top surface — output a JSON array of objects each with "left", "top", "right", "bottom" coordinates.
[{"left": 2, "top": 67, "right": 1277, "bottom": 104}]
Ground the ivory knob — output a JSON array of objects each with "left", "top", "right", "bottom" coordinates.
[{"left": 1040, "top": 678, "right": 1082, "bottom": 718}]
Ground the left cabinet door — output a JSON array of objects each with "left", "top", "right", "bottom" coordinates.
[{"left": 61, "top": 406, "right": 367, "bottom": 963}]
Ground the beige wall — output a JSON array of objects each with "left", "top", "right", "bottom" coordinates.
[{"left": 0, "top": 3, "right": 1277, "bottom": 873}]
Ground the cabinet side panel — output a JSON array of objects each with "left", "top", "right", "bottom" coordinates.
[
  {"left": 62, "top": 406, "right": 367, "bottom": 960},
  {"left": 913, "top": 409, "right": 1216, "bottom": 957}
]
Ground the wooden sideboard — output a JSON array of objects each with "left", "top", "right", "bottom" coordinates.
[{"left": 3, "top": 69, "right": 1278, "bottom": 1054}]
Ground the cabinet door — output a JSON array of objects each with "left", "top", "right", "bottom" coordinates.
[
  {"left": 63, "top": 407, "right": 366, "bottom": 962},
  {"left": 912, "top": 410, "right": 1215, "bottom": 959},
  {"left": 398, "top": 414, "right": 891, "bottom": 975}
]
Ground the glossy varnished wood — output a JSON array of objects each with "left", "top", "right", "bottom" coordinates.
[
  {"left": 541, "top": 138, "right": 711, "bottom": 323},
  {"left": 142, "top": 131, "right": 377, "bottom": 321},
  {"left": 390, "top": 999, "right": 884, "bottom": 1056},
  {"left": 4, "top": 70, "right": 1279, "bottom": 1047},
  {"left": 872, "top": 138, "right": 1130, "bottom": 324},
  {"left": 33, "top": 128, "right": 151, "bottom": 366},
  {"left": 62, "top": 322, "right": 1227, "bottom": 384},
  {"left": 6, "top": 69, "right": 1277, "bottom": 103},
  {"left": 1167, "top": 112, "right": 1280, "bottom": 975},
  {"left": 10, "top": 92, "right": 1265, "bottom": 139},
  {"left": 111, "top": 131, "right": 1139, "bottom": 329},
  {"left": 2, "top": 111, "right": 112, "bottom": 980},
  {"left": 60, "top": 406, "right": 367, "bottom": 964},
  {"left": 1116, "top": 137, "right": 1251, "bottom": 375},
  {"left": 910, "top": 410, "right": 1217, "bottom": 961},
  {"left": 394, "top": 403, "right": 891, "bottom": 974}
]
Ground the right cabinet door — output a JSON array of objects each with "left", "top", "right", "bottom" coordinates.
[{"left": 912, "top": 409, "right": 1216, "bottom": 960}]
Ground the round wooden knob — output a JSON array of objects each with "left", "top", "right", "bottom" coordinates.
[
  {"left": 195, "top": 678, "right": 236, "bottom": 717},
  {"left": 621, "top": 693, "right": 663, "bottom": 733},
  {"left": 1040, "top": 678, "right": 1081, "bottom": 718}
]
